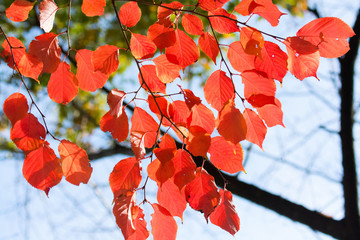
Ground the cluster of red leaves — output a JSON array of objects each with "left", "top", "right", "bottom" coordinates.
[{"left": 2, "top": 0, "right": 355, "bottom": 239}]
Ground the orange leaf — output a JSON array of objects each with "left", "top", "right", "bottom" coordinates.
[
  {"left": 119, "top": 2, "right": 141, "bottom": 28},
  {"left": 39, "top": 0, "right": 58, "bottom": 33},
  {"left": 22, "top": 142, "right": 62, "bottom": 195},
  {"left": 100, "top": 111, "right": 129, "bottom": 142},
  {"left": 148, "top": 23, "right": 176, "bottom": 51},
  {"left": 151, "top": 203, "right": 178, "bottom": 240},
  {"left": 165, "top": 29, "right": 200, "bottom": 69},
  {"left": 246, "top": 94, "right": 275, "bottom": 108},
  {"left": 187, "top": 103, "right": 215, "bottom": 134},
  {"left": 186, "top": 126, "right": 211, "bottom": 157},
  {"left": 153, "top": 54, "right": 181, "bottom": 83},
  {"left": 157, "top": 180, "right": 187, "bottom": 220},
  {"left": 92, "top": 45, "right": 119, "bottom": 75},
  {"left": 107, "top": 89, "right": 126, "bottom": 118},
  {"left": 130, "top": 132, "right": 147, "bottom": 160},
  {"left": 209, "top": 189, "right": 240, "bottom": 235},
  {"left": 179, "top": 87, "right": 202, "bottom": 109},
  {"left": 297, "top": 17, "right": 355, "bottom": 58},
  {"left": 255, "top": 41, "right": 288, "bottom": 82},
  {"left": 1, "top": 37, "right": 25, "bottom": 69},
  {"left": 171, "top": 149, "right": 196, "bottom": 190},
  {"left": 157, "top": 1, "right": 183, "bottom": 19},
  {"left": 29, "top": 33, "right": 61, "bottom": 74},
  {"left": 153, "top": 134, "right": 176, "bottom": 163},
  {"left": 139, "top": 65, "right": 166, "bottom": 94},
  {"left": 198, "top": 0, "right": 230, "bottom": 11},
  {"left": 209, "top": 9, "right": 239, "bottom": 34},
  {"left": 75, "top": 49, "right": 109, "bottom": 92},
  {"left": 147, "top": 158, "right": 175, "bottom": 186},
  {"left": 171, "top": 100, "right": 190, "bottom": 126},
  {"left": 204, "top": 70, "right": 235, "bottom": 111},
  {"left": 109, "top": 157, "right": 142, "bottom": 197},
  {"left": 240, "top": 27, "right": 264, "bottom": 57},
  {"left": 127, "top": 206, "right": 149, "bottom": 240},
  {"left": 199, "top": 32, "right": 219, "bottom": 64},
  {"left": 6, "top": 0, "right": 34, "bottom": 22},
  {"left": 185, "top": 167, "right": 220, "bottom": 220},
  {"left": 228, "top": 41, "right": 256, "bottom": 72},
  {"left": 243, "top": 108, "right": 267, "bottom": 149},
  {"left": 241, "top": 70, "right": 276, "bottom": 98},
  {"left": 235, "top": 0, "right": 260, "bottom": 16},
  {"left": 10, "top": 113, "right": 46, "bottom": 152},
  {"left": 256, "top": 98, "right": 284, "bottom": 127},
  {"left": 148, "top": 95, "right": 174, "bottom": 126},
  {"left": 58, "top": 140, "right": 92, "bottom": 186},
  {"left": 284, "top": 37, "right": 320, "bottom": 80},
  {"left": 3, "top": 93, "right": 28, "bottom": 125},
  {"left": 48, "top": 62, "right": 78, "bottom": 105},
  {"left": 182, "top": 14, "right": 204, "bottom": 35},
  {"left": 131, "top": 107, "right": 159, "bottom": 136},
  {"left": 216, "top": 100, "right": 247, "bottom": 144},
  {"left": 17, "top": 52, "right": 43, "bottom": 82},
  {"left": 130, "top": 33, "right": 157, "bottom": 60},
  {"left": 113, "top": 193, "right": 138, "bottom": 239},
  {"left": 81, "top": 0, "right": 106, "bottom": 17},
  {"left": 208, "top": 136, "right": 244, "bottom": 173}
]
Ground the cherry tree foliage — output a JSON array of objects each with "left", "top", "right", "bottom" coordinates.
[{"left": 0, "top": 0, "right": 355, "bottom": 239}]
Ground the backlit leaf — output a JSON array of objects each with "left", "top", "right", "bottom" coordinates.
[
  {"left": 243, "top": 108, "right": 267, "bottom": 148},
  {"left": 81, "top": 0, "right": 106, "bottom": 17},
  {"left": 119, "top": 2, "right": 141, "bottom": 28},
  {"left": 39, "top": 0, "right": 58, "bottom": 33},
  {"left": 113, "top": 193, "right": 137, "bottom": 239},
  {"left": 130, "top": 33, "right": 157, "bottom": 60},
  {"left": 6, "top": 0, "right": 34, "bottom": 22},
  {"left": 198, "top": 0, "right": 230, "bottom": 11},
  {"left": 148, "top": 23, "right": 176, "bottom": 51},
  {"left": 92, "top": 45, "right": 119, "bottom": 75},
  {"left": 58, "top": 140, "right": 92, "bottom": 186},
  {"left": 3, "top": 93, "right": 28, "bottom": 125},
  {"left": 147, "top": 158, "right": 175, "bottom": 185},
  {"left": 151, "top": 203, "right": 178, "bottom": 240},
  {"left": 17, "top": 52, "right": 43, "bottom": 82},
  {"left": 171, "top": 149, "right": 196, "bottom": 190},
  {"left": 1, "top": 37, "right": 26, "bottom": 69},
  {"left": 199, "top": 32, "right": 219, "bottom": 64},
  {"left": 22, "top": 142, "right": 62, "bottom": 195},
  {"left": 139, "top": 65, "right": 166, "bottom": 94},
  {"left": 153, "top": 54, "right": 181, "bottom": 83},
  {"left": 157, "top": 1, "right": 183, "bottom": 19},
  {"left": 107, "top": 89, "right": 126, "bottom": 118},
  {"left": 240, "top": 27, "right": 264, "bottom": 57},
  {"left": 256, "top": 98, "right": 284, "bottom": 127},
  {"left": 241, "top": 70, "right": 276, "bottom": 98},
  {"left": 209, "top": 9, "right": 239, "bottom": 34},
  {"left": 228, "top": 41, "right": 256, "bottom": 72},
  {"left": 182, "top": 14, "right": 204, "bottom": 36},
  {"left": 100, "top": 111, "right": 129, "bottom": 142},
  {"left": 187, "top": 103, "right": 215, "bottom": 134},
  {"left": 186, "top": 126, "right": 211, "bottom": 157}
]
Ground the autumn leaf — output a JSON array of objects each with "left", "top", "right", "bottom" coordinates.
[
  {"left": 228, "top": 41, "right": 256, "bottom": 72},
  {"left": 171, "top": 100, "right": 191, "bottom": 126},
  {"left": 186, "top": 126, "right": 211, "bottom": 157},
  {"left": 39, "top": 0, "right": 58, "bottom": 33},
  {"left": 185, "top": 167, "right": 220, "bottom": 220},
  {"left": 153, "top": 54, "right": 181, "bottom": 83},
  {"left": 243, "top": 108, "right": 267, "bottom": 149},
  {"left": 58, "top": 140, "right": 93, "bottom": 186},
  {"left": 182, "top": 14, "right": 204, "bottom": 35},
  {"left": 6, "top": 0, "right": 34, "bottom": 22},
  {"left": 241, "top": 70, "right": 276, "bottom": 98},
  {"left": 47, "top": 62, "right": 78, "bottom": 105},
  {"left": 148, "top": 23, "right": 176, "bottom": 51},
  {"left": 147, "top": 158, "right": 175, "bottom": 186},
  {"left": 119, "top": 2, "right": 141, "bottom": 28},
  {"left": 187, "top": 103, "right": 215, "bottom": 134},
  {"left": 81, "top": 0, "right": 106, "bottom": 17},
  {"left": 130, "top": 33, "right": 157, "bottom": 60},
  {"left": 171, "top": 149, "right": 196, "bottom": 190},
  {"left": 209, "top": 189, "right": 240, "bottom": 235},
  {"left": 17, "top": 52, "right": 43, "bottom": 82},
  {"left": 240, "top": 27, "right": 264, "bottom": 57},
  {"left": 3, "top": 92, "right": 29, "bottom": 125},
  {"left": 109, "top": 157, "right": 142, "bottom": 197},
  {"left": 92, "top": 45, "right": 119, "bottom": 75},
  {"left": 151, "top": 203, "right": 178, "bottom": 240},
  {"left": 113, "top": 193, "right": 138, "bottom": 239},
  {"left": 209, "top": 9, "right": 239, "bottom": 34},
  {"left": 100, "top": 111, "right": 129, "bottom": 142},
  {"left": 157, "top": 1, "right": 183, "bottom": 19},
  {"left": 208, "top": 136, "right": 244, "bottom": 173},
  {"left": 198, "top": 0, "right": 230, "bottom": 11},
  {"left": 256, "top": 98, "right": 284, "bottom": 127},
  {"left": 180, "top": 87, "right": 202, "bottom": 109},
  {"left": 22, "top": 142, "right": 62, "bottom": 195},
  {"left": 139, "top": 65, "right": 166, "bottom": 94},
  {"left": 1, "top": 37, "right": 25, "bottom": 69},
  {"left": 130, "top": 107, "right": 159, "bottom": 146},
  {"left": 107, "top": 89, "right": 126, "bottom": 118},
  {"left": 199, "top": 32, "right": 219, "bottom": 64}
]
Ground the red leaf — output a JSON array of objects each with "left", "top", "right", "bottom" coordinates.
[
  {"left": 187, "top": 103, "right": 215, "bottom": 134},
  {"left": 165, "top": 29, "right": 200, "bottom": 69},
  {"left": 204, "top": 70, "right": 235, "bottom": 111},
  {"left": 81, "top": 0, "right": 106, "bottom": 17},
  {"left": 228, "top": 41, "right": 256, "bottom": 72},
  {"left": 58, "top": 140, "right": 92, "bottom": 186},
  {"left": 209, "top": 9, "right": 239, "bottom": 34},
  {"left": 185, "top": 167, "right": 220, "bottom": 219},
  {"left": 10, "top": 113, "right": 46, "bottom": 152},
  {"left": 151, "top": 203, "right": 178, "bottom": 240},
  {"left": 255, "top": 41, "right": 288, "bottom": 82},
  {"left": 148, "top": 23, "right": 176, "bottom": 51},
  {"left": 119, "top": 2, "right": 141, "bottom": 28},
  {"left": 171, "top": 100, "right": 190, "bottom": 126},
  {"left": 130, "top": 132, "right": 147, "bottom": 160},
  {"left": 153, "top": 134, "right": 176, "bottom": 163},
  {"left": 246, "top": 94, "right": 275, "bottom": 108},
  {"left": 113, "top": 194, "right": 138, "bottom": 239},
  {"left": 147, "top": 158, "right": 175, "bottom": 186},
  {"left": 171, "top": 149, "right": 196, "bottom": 190},
  {"left": 199, "top": 32, "right": 219, "bottom": 64},
  {"left": 284, "top": 37, "right": 320, "bottom": 80},
  {"left": 209, "top": 189, "right": 240, "bottom": 235},
  {"left": 243, "top": 108, "right": 267, "bottom": 148},
  {"left": 297, "top": 17, "right": 355, "bottom": 58},
  {"left": 107, "top": 89, "right": 126, "bottom": 118},
  {"left": 92, "top": 45, "right": 119, "bottom": 75},
  {"left": 234, "top": 0, "right": 260, "bottom": 16},
  {"left": 29, "top": 33, "right": 61, "bottom": 74},
  {"left": 157, "top": 1, "right": 183, "bottom": 19},
  {"left": 208, "top": 136, "right": 244, "bottom": 173},
  {"left": 130, "top": 107, "right": 158, "bottom": 143},
  {"left": 180, "top": 87, "right": 202, "bottom": 109},
  {"left": 130, "top": 33, "right": 157, "bottom": 60},
  {"left": 75, "top": 49, "right": 109, "bottom": 92},
  {"left": 186, "top": 126, "right": 211, "bottom": 157},
  {"left": 216, "top": 100, "right": 247, "bottom": 144},
  {"left": 39, "top": 0, "right": 58, "bottom": 33},
  {"left": 22, "top": 142, "right": 62, "bottom": 195},
  {"left": 100, "top": 111, "right": 129, "bottom": 142},
  {"left": 148, "top": 95, "right": 174, "bottom": 125},
  {"left": 128, "top": 206, "right": 149, "bottom": 240},
  {"left": 48, "top": 62, "right": 78, "bottom": 105},
  {"left": 240, "top": 27, "right": 264, "bottom": 57},
  {"left": 17, "top": 52, "right": 43, "bottom": 82},
  {"left": 198, "top": 0, "right": 230, "bottom": 11},
  {"left": 109, "top": 157, "right": 142, "bottom": 197},
  {"left": 256, "top": 98, "right": 284, "bottom": 127},
  {"left": 139, "top": 65, "right": 166, "bottom": 94},
  {"left": 3, "top": 93, "right": 28, "bottom": 125},
  {"left": 6, "top": 0, "right": 34, "bottom": 22},
  {"left": 1, "top": 37, "right": 26, "bottom": 69},
  {"left": 157, "top": 180, "right": 187, "bottom": 220},
  {"left": 241, "top": 70, "right": 276, "bottom": 98},
  {"left": 153, "top": 54, "right": 181, "bottom": 83},
  {"left": 182, "top": 14, "right": 204, "bottom": 35}
]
